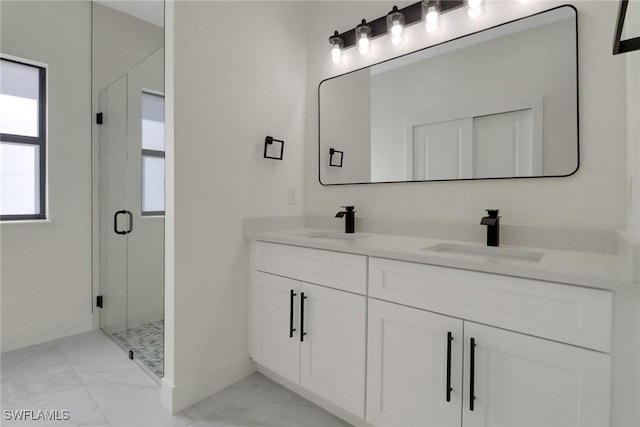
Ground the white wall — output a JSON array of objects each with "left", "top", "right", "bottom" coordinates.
[
  {"left": 164, "top": 1, "right": 307, "bottom": 412},
  {"left": 0, "top": 1, "right": 92, "bottom": 351},
  {"left": 305, "top": 1, "right": 627, "bottom": 231},
  {"left": 92, "top": 2, "right": 164, "bottom": 93}
]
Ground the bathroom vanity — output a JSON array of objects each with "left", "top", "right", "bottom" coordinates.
[{"left": 247, "top": 229, "right": 624, "bottom": 426}]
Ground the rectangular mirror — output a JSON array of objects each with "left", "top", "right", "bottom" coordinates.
[{"left": 319, "top": 5, "right": 578, "bottom": 185}]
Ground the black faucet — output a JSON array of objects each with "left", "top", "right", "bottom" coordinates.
[
  {"left": 335, "top": 206, "right": 356, "bottom": 234},
  {"left": 480, "top": 209, "right": 501, "bottom": 247}
]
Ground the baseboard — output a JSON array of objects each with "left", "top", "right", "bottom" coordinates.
[
  {"left": 161, "top": 353, "right": 255, "bottom": 414},
  {"left": 160, "top": 377, "right": 176, "bottom": 413},
  {"left": 1, "top": 312, "right": 93, "bottom": 353}
]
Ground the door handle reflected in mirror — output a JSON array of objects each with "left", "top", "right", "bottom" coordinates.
[
  {"left": 113, "top": 210, "right": 133, "bottom": 235},
  {"left": 114, "top": 210, "right": 127, "bottom": 235}
]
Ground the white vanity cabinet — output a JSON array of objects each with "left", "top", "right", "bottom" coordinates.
[
  {"left": 367, "top": 257, "right": 612, "bottom": 427},
  {"left": 250, "top": 271, "right": 300, "bottom": 384},
  {"left": 298, "top": 281, "right": 366, "bottom": 417},
  {"left": 249, "top": 242, "right": 367, "bottom": 418},
  {"left": 367, "top": 297, "right": 611, "bottom": 427},
  {"left": 462, "top": 321, "right": 610, "bottom": 427},
  {"left": 366, "top": 298, "right": 463, "bottom": 427},
  {"left": 248, "top": 240, "right": 613, "bottom": 427}
]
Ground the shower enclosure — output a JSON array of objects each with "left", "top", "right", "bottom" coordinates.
[{"left": 93, "top": 2, "right": 165, "bottom": 379}]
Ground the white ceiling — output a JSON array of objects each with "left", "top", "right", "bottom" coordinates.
[{"left": 95, "top": 1, "right": 164, "bottom": 28}]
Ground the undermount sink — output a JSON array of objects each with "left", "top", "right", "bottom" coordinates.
[
  {"left": 423, "top": 243, "right": 544, "bottom": 263},
  {"left": 298, "top": 231, "right": 371, "bottom": 240}
]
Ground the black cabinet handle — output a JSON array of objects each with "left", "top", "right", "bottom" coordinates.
[
  {"left": 289, "top": 289, "right": 297, "bottom": 338},
  {"left": 300, "top": 292, "right": 307, "bottom": 342},
  {"left": 470, "top": 337, "right": 476, "bottom": 411},
  {"left": 446, "top": 332, "right": 453, "bottom": 402},
  {"left": 114, "top": 210, "right": 127, "bottom": 235},
  {"left": 125, "top": 210, "right": 133, "bottom": 234}
]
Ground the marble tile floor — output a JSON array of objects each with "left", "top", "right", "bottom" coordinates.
[
  {"left": 0, "top": 330, "right": 350, "bottom": 427},
  {"left": 111, "top": 320, "right": 164, "bottom": 378}
]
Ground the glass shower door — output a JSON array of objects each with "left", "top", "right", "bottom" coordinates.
[
  {"left": 98, "top": 48, "right": 165, "bottom": 378},
  {"left": 98, "top": 75, "right": 129, "bottom": 339},
  {"left": 121, "top": 48, "right": 165, "bottom": 378}
]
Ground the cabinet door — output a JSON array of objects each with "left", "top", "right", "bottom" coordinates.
[
  {"left": 299, "top": 282, "right": 366, "bottom": 418},
  {"left": 463, "top": 322, "right": 610, "bottom": 427},
  {"left": 250, "top": 271, "right": 300, "bottom": 384},
  {"left": 367, "top": 299, "right": 463, "bottom": 427}
]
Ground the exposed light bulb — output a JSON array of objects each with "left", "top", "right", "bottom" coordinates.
[
  {"left": 390, "top": 22, "right": 403, "bottom": 45},
  {"left": 391, "top": 22, "right": 403, "bottom": 37},
  {"left": 331, "top": 45, "right": 342, "bottom": 64},
  {"left": 423, "top": 1, "right": 441, "bottom": 33},
  {"left": 466, "top": 0, "right": 485, "bottom": 18},
  {"left": 356, "top": 19, "right": 372, "bottom": 55},
  {"left": 387, "top": 6, "right": 405, "bottom": 46},
  {"left": 358, "top": 34, "right": 370, "bottom": 54},
  {"left": 425, "top": 9, "right": 440, "bottom": 32},
  {"left": 329, "top": 31, "right": 344, "bottom": 65},
  {"left": 426, "top": 10, "right": 439, "bottom": 23}
]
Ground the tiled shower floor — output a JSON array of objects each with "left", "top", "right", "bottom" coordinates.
[{"left": 111, "top": 319, "right": 164, "bottom": 377}]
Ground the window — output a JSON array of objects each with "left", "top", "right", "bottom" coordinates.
[
  {"left": 141, "top": 92, "right": 164, "bottom": 215},
  {"left": 0, "top": 58, "right": 46, "bottom": 220}
]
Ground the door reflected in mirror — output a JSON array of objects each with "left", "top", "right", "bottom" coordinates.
[{"left": 319, "top": 6, "right": 578, "bottom": 185}]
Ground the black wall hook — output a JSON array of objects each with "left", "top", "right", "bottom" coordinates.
[
  {"left": 329, "top": 148, "right": 343, "bottom": 167},
  {"left": 264, "top": 136, "right": 284, "bottom": 160}
]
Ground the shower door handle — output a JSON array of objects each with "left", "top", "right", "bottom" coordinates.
[{"left": 114, "top": 210, "right": 128, "bottom": 235}]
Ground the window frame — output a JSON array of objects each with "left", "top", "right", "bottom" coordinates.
[{"left": 0, "top": 57, "right": 47, "bottom": 221}]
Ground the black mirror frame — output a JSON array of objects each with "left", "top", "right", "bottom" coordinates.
[
  {"left": 318, "top": 5, "right": 580, "bottom": 186},
  {"left": 613, "top": 0, "right": 640, "bottom": 55}
]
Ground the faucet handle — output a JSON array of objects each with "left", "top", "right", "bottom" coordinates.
[
  {"left": 341, "top": 206, "right": 355, "bottom": 211},
  {"left": 485, "top": 209, "right": 500, "bottom": 218}
]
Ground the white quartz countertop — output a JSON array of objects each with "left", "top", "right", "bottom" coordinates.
[{"left": 246, "top": 228, "right": 637, "bottom": 291}]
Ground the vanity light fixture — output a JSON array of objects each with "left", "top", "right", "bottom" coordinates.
[
  {"left": 356, "top": 19, "right": 372, "bottom": 55},
  {"left": 329, "top": 31, "right": 344, "bottom": 64},
  {"left": 423, "top": 0, "right": 442, "bottom": 33},
  {"left": 466, "top": 0, "right": 485, "bottom": 19},
  {"left": 387, "top": 6, "right": 405, "bottom": 46},
  {"left": 327, "top": 1, "right": 466, "bottom": 62}
]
